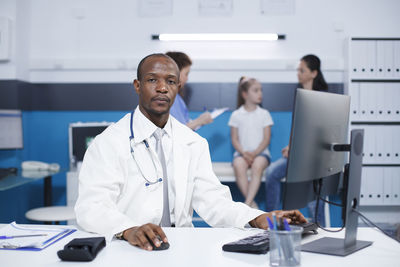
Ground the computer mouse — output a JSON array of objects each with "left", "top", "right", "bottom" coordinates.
[{"left": 148, "top": 236, "right": 170, "bottom": 251}]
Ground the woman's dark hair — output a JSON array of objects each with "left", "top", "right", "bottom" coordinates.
[
  {"left": 237, "top": 76, "right": 258, "bottom": 108},
  {"left": 301, "top": 54, "right": 328, "bottom": 91},
  {"left": 165, "top": 51, "right": 192, "bottom": 71}
]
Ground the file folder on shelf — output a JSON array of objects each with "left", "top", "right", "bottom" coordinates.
[
  {"left": 383, "top": 168, "right": 392, "bottom": 205},
  {"left": 349, "top": 83, "right": 360, "bottom": 121},
  {"left": 376, "top": 41, "right": 386, "bottom": 78},
  {"left": 395, "top": 41, "right": 400, "bottom": 78},
  {"left": 351, "top": 41, "right": 363, "bottom": 78},
  {"left": 383, "top": 41, "right": 394, "bottom": 78},
  {"left": 366, "top": 41, "right": 377, "bottom": 78}
]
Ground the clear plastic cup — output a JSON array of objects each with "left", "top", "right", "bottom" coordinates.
[{"left": 269, "top": 225, "right": 302, "bottom": 267}]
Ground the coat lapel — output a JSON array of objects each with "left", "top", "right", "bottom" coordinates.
[{"left": 170, "top": 118, "right": 197, "bottom": 225}]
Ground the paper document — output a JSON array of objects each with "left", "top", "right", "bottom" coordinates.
[
  {"left": 0, "top": 222, "right": 76, "bottom": 250},
  {"left": 194, "top": 107, "right": 229, "bottom": 131},
  {"left": 210, "top": 107, "right": 229, "bottom": 119}
]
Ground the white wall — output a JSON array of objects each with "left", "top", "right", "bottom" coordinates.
[
  {"left": 2, "top": 0, "right": 400, "bottom": 83},
  {"left": 0, "top": 0, "right": 16, "bottom": 79}
]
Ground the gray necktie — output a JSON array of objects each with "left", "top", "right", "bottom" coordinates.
[{"left": 153, "top": 128, "right": 171, "bottom": 227}]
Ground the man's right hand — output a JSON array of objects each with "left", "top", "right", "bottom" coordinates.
[{"left": 123, "top": 223, "right": 168, "bottom": 251}]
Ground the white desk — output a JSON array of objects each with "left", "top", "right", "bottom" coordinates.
[{"left": 0, "top": 226, "right": 399, "bottom": 267}]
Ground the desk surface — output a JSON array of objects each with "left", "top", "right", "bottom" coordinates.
[
  {"left": 0, "top": 226, "right": 399, "bottom": 267},
  {"left": 0, "top": 169, "right": 59, "bottom": 191}
]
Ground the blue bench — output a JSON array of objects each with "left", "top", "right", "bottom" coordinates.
[{"left": 191, "top": 111, "right": 292, "bottom": 182}]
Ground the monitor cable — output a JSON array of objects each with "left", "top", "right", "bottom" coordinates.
[
  {"left": 352, "top": 208, "right": 400, "bottom": 243},
  {"left": 314, "top": 179, "right": 345, "bottom": 233},
  {"left": 314, "top": 179, "right": 400, "bottom": 242}
]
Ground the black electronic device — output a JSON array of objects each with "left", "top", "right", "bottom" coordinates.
[
  {"left": 282, "top": 89, "right": 372, "bottom": 256},
  {"left": 222, "top": 222, "right": 318, "bottom": 254},
  {"left": 147, "top": 236, "right": 170, "bottom": 251},
  {"left": 57, "top": 237, "right": 106, "bottom": 262},
  {"left": 0, "top": 167, "right": 18, "bottom": 179}
]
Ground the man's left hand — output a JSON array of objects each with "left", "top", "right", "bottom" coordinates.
[{"left": 249, "top": 210, "right": 307, "bottom": 229}]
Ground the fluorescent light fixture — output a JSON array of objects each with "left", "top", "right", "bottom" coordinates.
[{"left": 152, "top": 33, "right": 285, "bottom": 41}]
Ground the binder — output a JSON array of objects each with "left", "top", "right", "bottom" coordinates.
[
  {"left": 383, "top": 168, "right": 392, "bottom": 205},
  {"left": 358, "top": 83, "right": 368, "bottom": 120},
  {"left": 392, "top": 167, "right": 400, "bottom": 205},
  {"left": 360, "top": 167, "right": 368, "bottom": 205},
  {"left": 375, "top": 83, "right": 385, "bottom": 120},
  {"left": 394, "top": 126, "right": 400, "bottom": 164},
  {"left": 395, "top": 41, "right": 400, "bottom": 78},
  {"left": 376, "top": 41, "right": 386, "bottom": 78},
  {"left": 372, "top": 167, "right": 383, "bottom": 205},
  {"left": 366, "top": 41, "right": 377, "bottom": 78},
  {"left": 365, "top": 167, "right": 374, "bottom": 205},
  {"left": 375, "top": 126, "right": 384, "bottom": 164},
  {"left": 383, "top": 126, "right": 393, "bottom": 164},
  {"left": 384, "top": 83, "right": 396, "bottom": 121},
  {"left": 383, "top": 41, "right": 394, "bottom": 78},
  {"left": 395, "top": 83, "right": 400, "bottom": 121},
  {"left": 367, "top": 126, "right": 377, "bottom": 164},
  {"left": 366, "top": 83, "right": 377, "bottom": 121},
  {"left": 349, "top": 83, "right": 360, "bottom": 121},
  {"left": 351, "top": 41, "right": 363, "bottom": 78}
]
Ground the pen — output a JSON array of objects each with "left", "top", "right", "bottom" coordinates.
[
  {"left": 272, "top": 212, "right": 278, "bottom": 230},
  {"left": 0, "top": 234, "right": 47, "bottom": 240},
  {"left": 283, "top": 218, "right": 291, "bottom": 231},
  {"left": 267, "top": 217, "right": 274, "bottom": 229}
]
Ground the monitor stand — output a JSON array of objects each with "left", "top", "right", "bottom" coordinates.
[{"left": 301, "top": 129, "right": 373, "bottom": 256}]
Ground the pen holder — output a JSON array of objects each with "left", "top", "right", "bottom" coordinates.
[{"left": 269, "top": 226, "right": 302, "bottom": 267}]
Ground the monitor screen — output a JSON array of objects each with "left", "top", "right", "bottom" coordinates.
[
  {"left": 283, "top": 89, "right": 350, "bottom": 210},
  {"left": 69, "top": 122, "right": 112, "bottom": 166},
  {"left": 0, "top": 109, "right": 23, "bottom": 150}
]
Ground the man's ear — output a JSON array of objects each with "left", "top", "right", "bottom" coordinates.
[{"left": 133, "top": 79, "right": 140, "bottom": 94}]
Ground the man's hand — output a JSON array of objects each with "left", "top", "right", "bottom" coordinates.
[
  {"left": 122, "top": 223, "right": 168, "bottom": 251},
  {"left": 249, "top": 210, "right": 307, "bottom": 229}
]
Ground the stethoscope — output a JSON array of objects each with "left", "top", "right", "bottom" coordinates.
[{"left": 129, "top": 111, "right": 163, "bottom": 187}]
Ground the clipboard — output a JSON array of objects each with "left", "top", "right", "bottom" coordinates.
[{"left": 0, "top": 222, "right": 76, "bottom": 251}]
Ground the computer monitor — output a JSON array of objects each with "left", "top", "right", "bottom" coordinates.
[
  {"left": 0, "top": 109, "right": 23, "bottom": 149},
  {"left": 282, "top": 89, "right": 372, "bottom": 256},
  {"left": 69, "top": 122, "right": 112, "bottom": 169}
]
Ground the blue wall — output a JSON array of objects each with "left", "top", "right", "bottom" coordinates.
[{"left": 0, "top": 110, "right": 343, "bottom": 226}]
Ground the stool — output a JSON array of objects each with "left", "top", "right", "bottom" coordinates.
[{"left": 25, "top": 206, "right": 75, "bottom": 224}]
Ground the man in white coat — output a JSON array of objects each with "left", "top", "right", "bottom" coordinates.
[{"left": 75, "top": 53, "right": 306, "bottom": 251}]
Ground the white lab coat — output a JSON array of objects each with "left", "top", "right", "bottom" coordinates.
[{"left": 75, "top": 108, "right": 264, "bottom": 240}]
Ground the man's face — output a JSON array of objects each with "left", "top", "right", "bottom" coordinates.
[{"left": 134, "top": 56, "right": 180, "bottom": 116}]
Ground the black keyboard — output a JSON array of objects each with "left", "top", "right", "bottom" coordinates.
[
  {"left": 222, "top": 222, "right": 318, "bottom": 254},
  {"left": 0, "top": 168, "right": 17, "bottom": 179}
]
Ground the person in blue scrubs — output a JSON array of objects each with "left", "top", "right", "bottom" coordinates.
[
  {"left": 265, "top": 54, "right": 328, "bottom": 226},
  {"left": 166, "top": 52, "right": 213, "bottom": 130}
]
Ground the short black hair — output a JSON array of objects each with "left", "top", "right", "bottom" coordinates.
[{"left": 137, "top": 53, "right": 178, "bottom": 81}]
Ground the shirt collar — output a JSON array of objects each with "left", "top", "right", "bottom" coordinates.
[
  {"left": 132, "top": 106, "right": 172, "bottom": 144},
  {"left": 238, "top": 105, "right": 260, "bottom": 114}
]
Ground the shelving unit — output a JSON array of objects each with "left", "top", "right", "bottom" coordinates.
[{"left": 345, "top": 37, "right": 400, "bottom": 223}]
